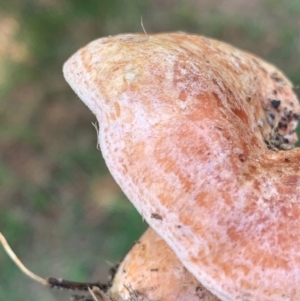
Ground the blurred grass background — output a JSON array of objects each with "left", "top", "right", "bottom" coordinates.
[{"left": 0, "top": 0, "right": 299, "bottom": 300}]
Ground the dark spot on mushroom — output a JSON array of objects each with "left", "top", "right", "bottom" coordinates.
[
  {"left": 273, "top": 90, "right": 277, "bottom": 95},
  {"left": 293, "top": 113, "right": 300, "bottom": 120},
  {"left": 215, "top": 126, "right": 223, "bottom": 131},
  {"left": 123, "top": 269, "right": 126, "bottom": 273},
  {"left": 177, "top": 225, "right": 182, "bottom": 228},
  {"left": 283, "top": 108, "right": 293, "bottom": 121},
  {"left": 150, "top": 268, "right": 159, "bottom": 272},
  {"left": 290, "top": 102, "right": 294, "bottom": 107},
  {"left": 238, "top": 154, "right": 246, "bottom": 162},
  {"left": 246, "top": 96, "right": 251, "bottom": 102},
  {"left": 278, "top": 122, "right": 288, "bottom": 130},
  {"left": 285, "top": 157, "right": 291, "bottom": 162},
  {"left": 284, "top": 138, "right": 289, "bottom": 144},
  {"left": 271, "top": 99, "right": 281, "bottom": 109},
  {"left": 195, "top": 286, "right": 205, "bottom": 299},
  {"left": 151, "top": 213, "right": 163, "bottom": 220}
]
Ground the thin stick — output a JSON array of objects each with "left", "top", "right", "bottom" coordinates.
[
  {"left": 88, "top": 287, "right": 111, "bottom": 301},
  {"left": 0, "top": 232, "right": 48, "bottom": 286},
  {"left": 91, "top": 121, "right": 101, "bottom": 150},
  {"left": 88, "top": 288, "right": 99, "bottom": 301},
  {"left": 0, "top": 232, "right": 108, "bottom": 292}
]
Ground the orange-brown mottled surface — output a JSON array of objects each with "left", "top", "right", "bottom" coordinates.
[
  {"left": 110, "top": 228, "right": 219, "bottom": 301},
  {"left": 63, "top": 33, "right": 300, "bottom": 301}
]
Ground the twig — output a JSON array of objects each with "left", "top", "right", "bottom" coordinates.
[
  {"left": 92, "top": 121, "right": 101, "bottom": 150},
  {"left": 0, "top": 232, "right": 108, "bottom": 292},
  {"left": 88, "top": 287, "right": 111, "bottom": 301},
  {"left": 48, "top": 277, "right": 107, "bottom": 291},
  {"left": 0, "top": 232, "right": 48, "bottom": 286}
]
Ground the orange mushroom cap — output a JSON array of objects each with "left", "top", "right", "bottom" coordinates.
[
  {"left": 110, "top": 227, "right": 219, "bottom": 301},
  {"left": 63, "top": 33, "right": 300, "bottom": 301}
]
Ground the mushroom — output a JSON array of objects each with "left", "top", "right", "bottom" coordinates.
[
  {"left": 109, "top": 227, "right": 219, "bottom": 301},
  {"left": 63, "top": 33, "right": 300, "bottom": 301}
]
